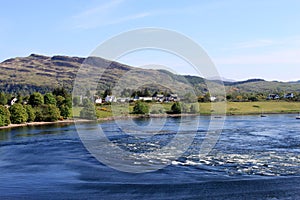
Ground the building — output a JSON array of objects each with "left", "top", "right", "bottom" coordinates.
[
  {"left": 105, "top": 96, "right": 117, "bottom": 103},
  {"left": 284, "top": 93, "right": 294, "bottom": 99},
  {"left": 153, "top": 94, "right": 164, "bottom": 102},
  {"left": 117, "top": 97, "right": 130, "bottom": 103},
  {"left": 95, "top": 98, "right": 102, "bottom": 104},
  {"left": 210, "top": 96, "right": 217, "bottom": 102},
  {"left": 139, "top": 97, "right": 153, "bottom": 101},
  {"left": 10, "top": 97, "right": 18, "bottom": 105},
  {"left": 267, "top": 94, "right": 280, "bottom": 100},
  {"left": 166, "top": 94, "right": 180, "bottom": 102}
]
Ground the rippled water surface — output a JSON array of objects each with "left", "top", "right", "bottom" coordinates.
[{"left": 0, "top": 114, "right": 299, "bottom": 199}]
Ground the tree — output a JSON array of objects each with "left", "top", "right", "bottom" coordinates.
[
  {"left": 171, "top": 102, "right": 181, "bottom": 114},
  {"left": 0, "top": 92, "right": 7, "bottom": 105},
  {"left": 142, "top": 88, "right": 151, "bottom": 97},
  {"left": 80, "top": 102, "right": 96, "bottom": 120},
  {"left": 29, "top": 92, "right": 44, "bottom": 107},
  {"left": 60, "top": 104, "right": 71, "bottom": 119},
  {"left": 72, "top": 96, "right": 80, "bottom": 106},
  {"left": 23, "top": 95, "right": 30, "bottom": 104},
  {"left": 35, "top": 104, "right": 60, "bottom": 122},
  {"left": 103, "top": 89, "right": 112, "bottom": 98},
  {"left": 131, "top": 91, "right": 138, "bottom": 98},
  {"left": 226, "top": 94, "right": 233, "bottom": 101},
  {"left": 204, "top": 93, "right": 211, "bottom": 102},
  {"left": 85, "top": 90, "right": 91, "bottom": 98},
  {"left": 55, "top": 95, "right": 65, "bottom": 107},
  {"left": 0, "top": 115, "right": 4, "bottom": 127},
  {"left": 152, "top": 91, "right": 158, "bottom": 97},
  {"left": 9, "top": 103, "right": 28, "bottom": 124},
  {"left": 53, "top": 87, "right": 68, "bottom": 98},
  {"left": 44, "top": 93, "right": 57, "bottom": 105},
  {"left": 82, "top": 98, "right": 91, "bottom": 107},
  {"left": 46, "top": 105, "right": 60, "bottom": 122},
  {"left": 133, "top": 101, "right": 149, "bottom": 114},
  {"left": 64, "top": 97, "right": 72, "bottom": 108},
  {"left": 16, "top": 93, "right": 23, "bottom": 104},
  {"left": 0, "top": 105, "right": 10, "bottom": 126},
  {"left": 25, "top": 105, "right": 36, "bottom": 122}
]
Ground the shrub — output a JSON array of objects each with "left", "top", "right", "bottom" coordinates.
[
  {"left": 190, "top": 104, "right": 199, "bottom": 113},
  {"left": 171, "top": 102, "right": 181, "bottom": 114},
  {"left": 133, "top": 101, "right": 149, "bottom": 114},
  {"left": 181, "top": 103, "right": 190, "bottom": 113},
  {"left": 80, "top": 102, "right": 96, "bottom": 120}
]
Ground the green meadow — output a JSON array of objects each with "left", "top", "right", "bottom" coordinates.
[
  {"left": 200, "top": 101, "right": 300, "bottom": 115},
  {"left": 73, "top": 101, "right": 300, "bottom": 119}
]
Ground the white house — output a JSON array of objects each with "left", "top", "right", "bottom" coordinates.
[
  {"left": 105, "top": 96, "right": 117, "bottom": 103},
  {"left": 10, "top": 97, "right": 18, "bottom": 105},
  {"left": 153, "top": 94, "right": 164, "bottom": 102},
  {"left": 139, "top": 97, "right": 153, "bottom": 101},
  {"left": 284, "top": 93, "right": 294, "bottom": 99},
  {"left": 95, "top": 98, "right": 102, "bottom": 104},
  {"left": 166, "top": 94, "right": 179, "bottom": 102},
  {"left": 117, "top": 97, "right": 130, "bottom": 103},
  {"left": 210, "top": 96, "right": 217, "bottom": 102},
  {"left": 267, "top": 94, "right": 280, "bottom": 100}
]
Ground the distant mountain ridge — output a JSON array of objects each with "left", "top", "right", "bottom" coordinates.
[
  {"left": 1, "top": 54, "right": 300, "bottom": 95},
  {"left": 223, "top": 78, "right": 265, "bottom": 86}
]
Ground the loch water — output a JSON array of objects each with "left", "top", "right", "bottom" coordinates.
[{"left": 0, "top": 114, "right": 299, "bottom": 199}]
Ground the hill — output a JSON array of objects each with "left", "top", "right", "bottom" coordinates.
[
  {"left": 224, "top": 79, "right": 300, "bottom": 94},
  {"left": 0, "top": 54, "right": 300, "bottom": 96},
  {"left": 0, "top": 54, "right": 206, "bottom": 95},
  {"left": 0, "top": 54, "right": 134, "bottom": 94}
]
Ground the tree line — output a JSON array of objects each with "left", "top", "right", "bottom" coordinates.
[{"left": 0, "top": 88, "right": 72, "bottom": 127}]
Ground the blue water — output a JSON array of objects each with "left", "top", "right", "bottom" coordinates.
[{"left": 0, "top": 114, "right": 300, "bottom": 199}]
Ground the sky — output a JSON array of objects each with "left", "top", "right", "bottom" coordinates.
[{"left": 1, "top": 0, "right": 300, "bottom": 81}]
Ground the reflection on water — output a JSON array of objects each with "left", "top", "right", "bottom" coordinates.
[{"left": 0, "top": 130, "right": 10, "bottom": 141}]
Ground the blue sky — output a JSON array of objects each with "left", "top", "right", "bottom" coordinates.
[{"left": 1, "top": 0, "right": 300, "bottom": 81}]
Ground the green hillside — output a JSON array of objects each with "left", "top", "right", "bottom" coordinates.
[{"left": 0, "top": 54, "right": 300, "bottom": 97}]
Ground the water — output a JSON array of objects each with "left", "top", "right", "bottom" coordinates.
[{"left": 0, "top": 114, "right": 299, "bottom": 199}]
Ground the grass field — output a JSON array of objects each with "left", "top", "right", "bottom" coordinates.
[
  {"left": 200, "top": 101, "right": 300, "bottom": 115},
  {"left": 72, "top": 101, "right": 300, "bottom": 119}
]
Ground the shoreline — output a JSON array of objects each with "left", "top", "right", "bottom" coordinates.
[
  {"left": 0, "top": 111, "right": 299, "bottom": 130},
  {"left": 0, "top": 119, "right": 92, "bottom": 130}
]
